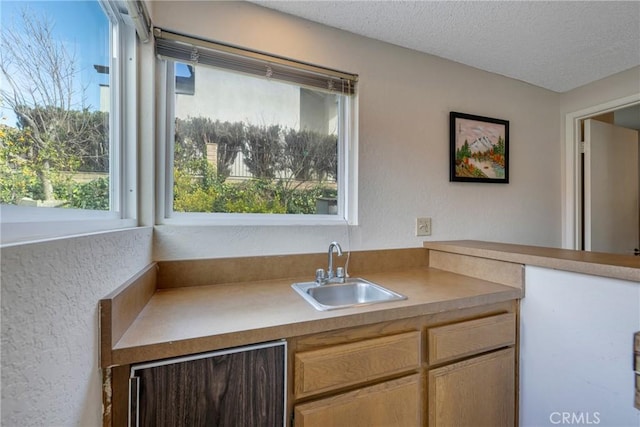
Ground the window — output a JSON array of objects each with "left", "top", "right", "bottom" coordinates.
[
  {"left": 0, "top": 0, "right": 139, "bottom": 243},
  {"left": 156, "top": 29, "right": 358, "bottom": 224}
]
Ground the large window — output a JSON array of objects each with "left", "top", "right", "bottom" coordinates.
[
  {"left": 0, "top": 0, "right": 138, "bottom": 243},
  {"left": 156, "top": 29, "right": 358, "bottom": 224}
]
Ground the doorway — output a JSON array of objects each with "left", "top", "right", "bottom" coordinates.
[
  {"left": 563, "top": 94, "right": 640, "bottom": 254},
  {"left": 582, "top": 115, "right": 639, "bottom": 254}
]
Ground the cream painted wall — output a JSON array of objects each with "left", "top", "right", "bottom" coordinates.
[
  {"left": 560, "top": 66, "right": 640, "bottom": 116},
  {"left": 152, "top": 1, "right": 562, "bottom": 260},
  {"left": 1, "top": 227, "right": 153, "bottom": 426}
]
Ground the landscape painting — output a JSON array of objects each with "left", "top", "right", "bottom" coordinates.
[{"left": 450, "top": 112, "right": 509, "bottom": 183}]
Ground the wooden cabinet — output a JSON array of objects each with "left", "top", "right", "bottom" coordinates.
[
  {"left": 427, "top": 313, "right": 517, "bottom": 427},
  {"left": 110, "top": 302, "right": 518, "bottom": 427},
  {"left": 294, "top": 374, "right": 421, "bottom": 427},
  {"left": 291, "top": 330, "right": 422, "bottom": 427},
  {"left": 428, "top": 348, "right": 515, "bottom": 427},
  {"left": 287, "top": 303, "right": 518, "bottom": 427},
  {"left": 129, "top": 341, "right": 286, "bottom": 427},
  {"left": 294, "top": 331, "right": 421, "bottom": 398},
  {"left": 427, "top": 313, "right": 516, "bottom": 365}
]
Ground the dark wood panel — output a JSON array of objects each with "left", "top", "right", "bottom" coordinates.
[{"left": 134, "top": 344, "right": 285, "bottom": 427}]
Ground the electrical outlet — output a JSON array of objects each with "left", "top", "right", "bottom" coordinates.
[{"left": 416, "top": 217, "right": 432, "bottom": 236}]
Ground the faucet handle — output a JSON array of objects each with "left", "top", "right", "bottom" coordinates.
[
  {"left": 315, "top": 268, "right": 326, "bottom": 283},
  {"left": 336, "top": 267, "right": 345, "bottom": 278}
]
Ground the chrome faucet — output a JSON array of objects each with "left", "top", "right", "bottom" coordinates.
[{"left": 327, "top": 241, "right": 343, "bottom": 281}]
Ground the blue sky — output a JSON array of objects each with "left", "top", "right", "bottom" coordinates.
[{"left": 1, "top": 0, "right": 109, "bottom": 127}]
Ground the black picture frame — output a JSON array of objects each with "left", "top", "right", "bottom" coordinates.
[{"left": 449, "top": 112, "right": 509, "bottom": 183}]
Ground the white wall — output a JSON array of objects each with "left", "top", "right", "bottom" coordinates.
[
  {"left": 151, "top": 1, "right": 562, "bottom": 260},
  {"left": 520, "top": 266, "right": 640, "bottom": 426},
  {"left": 0, "top": 227, "right": 153, "bottom": 426}
]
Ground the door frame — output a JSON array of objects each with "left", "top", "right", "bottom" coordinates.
[{"left": 563, "top": 93, "right": 640, "bottom": 250}]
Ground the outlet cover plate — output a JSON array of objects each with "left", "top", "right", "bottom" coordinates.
[{"left": 416, "top": 217, "right": 432, "bottom": 236}]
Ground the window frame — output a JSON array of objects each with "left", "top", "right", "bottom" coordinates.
[
  {"left": 0, "top": 1, "right": 138, "bottom": 245},
  {"left": 156, "top": 47, "right": 359, "bottom": 226}
]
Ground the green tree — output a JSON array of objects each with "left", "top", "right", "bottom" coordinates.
[
  {"left": 456, "top": 140, "right": 472, "bottom": 162},
  {"left": 495, "top": 136, "right": 505, "bottom": 156}
]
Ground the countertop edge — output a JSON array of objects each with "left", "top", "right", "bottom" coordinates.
[{"left": 423, "top": 240, "right": 639, "bottom": 282}]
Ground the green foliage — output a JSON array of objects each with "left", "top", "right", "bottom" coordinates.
[
  {"left": 51, "top": 176, "right": 109, "bottom": 210},
  {"left": 14, "top": 106, "right": 109, "bottom": 172},
  {"left": 279, "top": 183, "right": 337, "bottom": 214},
  {"left": 2, "top": 106, "right": 338, "bottom": 214},
  {"left": 173, "top": 158, "right": 336, "bottom": 214},
  {"left": 223, "top": 180, "right": 287, "bottom": 214},
  {"left": 70, "top": 178, "right": 109, "bottom": 210},
  {"left": 1, "top": 106, "right": 108, "bottom": 199},
  {"left": 173, "top": 159, "right": 219, "bottom": 212},
  {"left": 0, "top": 125, "right": 43, "bottom": 203},
  {"left": 1, "top": 110, "right": 109, "bottom": 207},
  {"left": 172, "top": 118, "right": 339, "bottom": 215}
]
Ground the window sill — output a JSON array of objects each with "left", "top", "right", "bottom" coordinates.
[{"left": 0, "top": 205, "right": 137, "bottom": 246}]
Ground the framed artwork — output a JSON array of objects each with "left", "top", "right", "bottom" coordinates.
[{"left": 450, "top": 112, "right": 509, "bottom": 183}]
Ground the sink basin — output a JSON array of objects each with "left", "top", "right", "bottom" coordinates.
[{"left": 291, "top": 278, "right": 407, "bottom": 311}]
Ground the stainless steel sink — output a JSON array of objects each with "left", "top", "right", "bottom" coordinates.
[{"left": 291, "top": 278, "right": 407, "bottom": 311}]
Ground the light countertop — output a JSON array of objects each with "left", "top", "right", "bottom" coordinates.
[
  {"left": 109, "top": 267, "right": 521, "bottom": 366},
  {"left": 103, "top": 241, "right": 638, "bottom": 367}
]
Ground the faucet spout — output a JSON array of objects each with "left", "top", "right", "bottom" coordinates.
[{"left": 327, "top": 241, "right": 343, "bottom": 280}]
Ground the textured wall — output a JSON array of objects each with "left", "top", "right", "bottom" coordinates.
[
  {"left": 152, "top": 1, "right": 562, "bottom": 261},
  {"left": 1, "top": 227, "right": 153, "bottom": 426}
]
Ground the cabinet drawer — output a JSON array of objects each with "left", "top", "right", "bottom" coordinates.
[
  {"left": 294, "top": 331, "right": 421, "bottom": 398},
  {"left": 294, "top": 374, "right": 422, "bottom": 427},
  {"left": 427, "top": 313, "right": 515, "bottom": 365}
]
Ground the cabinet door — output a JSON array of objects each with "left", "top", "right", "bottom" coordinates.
[
  {"left": 294, "top": 374, "right": 421, "bottom": 427},
  {"left": 130, "top": 342, "right": 285, "bottom": 427},
  {"left": 428, "top": 347, "right": 515, "bottom": 427}
]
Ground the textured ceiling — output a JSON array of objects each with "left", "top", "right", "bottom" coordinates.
[{"left": 252, "top": 1, "right": 640, "bottom": 93}]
